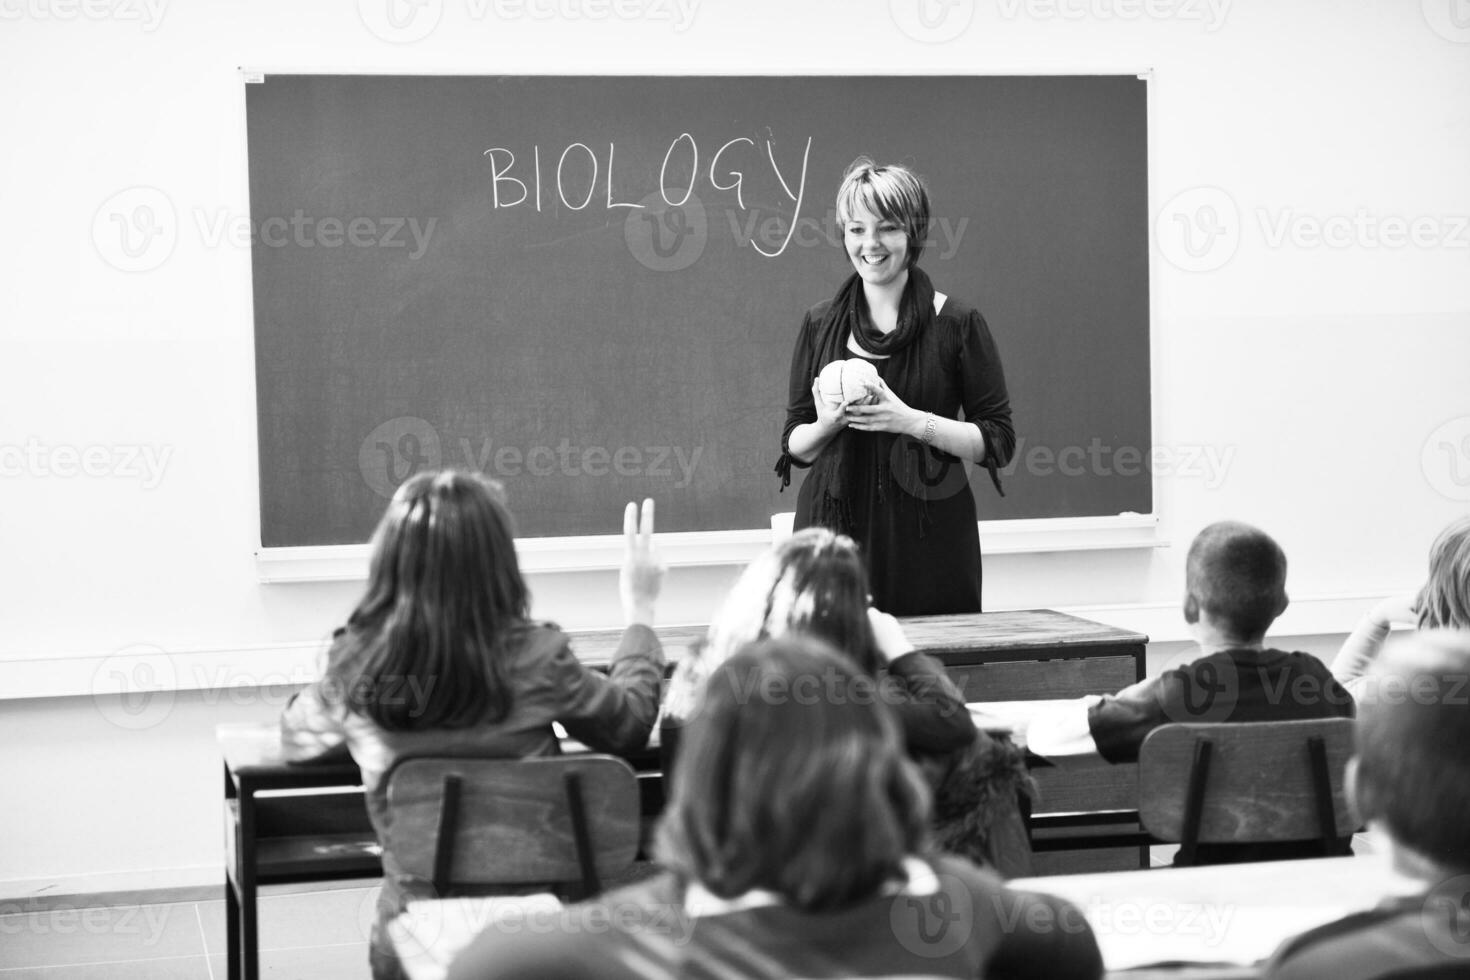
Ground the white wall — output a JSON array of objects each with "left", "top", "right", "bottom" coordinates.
[{"left": 3, "top": 0, "right": 1468, "bottom": 896}]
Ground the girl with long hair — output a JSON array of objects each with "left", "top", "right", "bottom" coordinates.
[{"left": 281, "top": 469, "right": 666, "bottom": 979}]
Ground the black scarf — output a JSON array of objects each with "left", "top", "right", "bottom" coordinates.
[{"left": 803, "top": 266, "right": 941, "bottom": 537}]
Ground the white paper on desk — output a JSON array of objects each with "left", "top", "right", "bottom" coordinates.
[
  {"left": 394, "top": 893, "right": 563, "bottom": 980},
  {"left": 1091, "top": 902, "right": 1357, "bottom": 971}
]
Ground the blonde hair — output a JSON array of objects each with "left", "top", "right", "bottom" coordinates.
[
  {"left": 835, "top": 157, "right": 931, "bottom": 268},
  {"left": 1417, "top": 515, "right": 1470, "bottom": 631}
]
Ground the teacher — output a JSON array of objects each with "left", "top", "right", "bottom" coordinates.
[{"left": 776, "top": 158, "right": 1015, "bottom": 616}]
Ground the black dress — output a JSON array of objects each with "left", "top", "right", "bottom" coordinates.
[{"left": 778, "top": 293, "right": 1014, "bottom": 616}]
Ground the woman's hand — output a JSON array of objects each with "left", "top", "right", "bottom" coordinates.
[
  {"left": 620, "top": 498, "right": 664, "bottom": 627},
  {"left": 844, "top": 378, "right": 925, "bottom": 435},
  {"left": 867, "top": 607, "right": 917, "bottom": 663},
  {"left": 810, "top": 378, "right": 847, "bottom": 432}
]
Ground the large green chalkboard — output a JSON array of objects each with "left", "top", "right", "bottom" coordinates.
[{"left": 247, "top": 75, "right": 1150, "bottom": 546}]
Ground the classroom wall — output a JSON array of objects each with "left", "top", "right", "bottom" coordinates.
[{"left": 3, "top": 0, "right": 1468, "bottom": 896}]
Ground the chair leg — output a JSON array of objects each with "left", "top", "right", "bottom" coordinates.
[{"left": 1176, "top": 738, "right": 1214, "bottom": 867}]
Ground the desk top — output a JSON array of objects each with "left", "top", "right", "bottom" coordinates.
[
  {"left": 1013, "top": 853, "right": 1416, "bottom": 975},
  {"left": 563, "top": 609, "right": 1148, "bottom": 666},
  {"left": 220, "top": 699, "right": 1062, "bottom": 780}
]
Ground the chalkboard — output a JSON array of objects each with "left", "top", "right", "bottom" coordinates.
[{"left": 247, "top": 75, "right": 1150, "bottom": 547}]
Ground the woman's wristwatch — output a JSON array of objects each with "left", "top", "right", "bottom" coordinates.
[{"left": 921, "top": 413, "right": 937, "bottom": 445}]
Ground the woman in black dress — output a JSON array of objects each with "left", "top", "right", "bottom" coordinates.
[{"left": 776, "top": 158, "right": 1015, "bottom": 615}]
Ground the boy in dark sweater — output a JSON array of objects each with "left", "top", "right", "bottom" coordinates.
[
  {"left": 1028, "top": 521, "right": 1355, "bottom": 862},
  {"left": 1265, "top": 631, "right": 1470, "bottom": 978}
]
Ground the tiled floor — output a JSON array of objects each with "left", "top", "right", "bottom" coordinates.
[{"left": 0, "top": 886, "right": 376, "bottom": 980}]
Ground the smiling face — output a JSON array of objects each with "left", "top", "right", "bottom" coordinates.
[{"left": 843, "top": 204, "right": 910, "bottom": 289}]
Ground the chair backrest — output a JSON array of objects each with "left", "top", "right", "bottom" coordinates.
[
  {"left": 384, "top": 755, "right": 640, "bottom": 897},
  {"left": 1138, "top": 718, "right": 1355, "bottom": 864}
]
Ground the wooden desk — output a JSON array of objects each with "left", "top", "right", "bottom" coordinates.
[
  {"left": 218, "top": 724, "right": 379, "bottom": 980},
  {"left": 568, "top": 609, "right": 1148, "bottom": 703},
  {"left": 218, "top": 611, "right": 1147, "bottom": 977},
  {"left": 1012, "top": 854, "right": 1412, "bottom": 978}
]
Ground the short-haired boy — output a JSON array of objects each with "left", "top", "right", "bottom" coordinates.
[
  {"left": 1028, "top": 521, "right": 1355, "bottom": 862},
  {"left": 1265, "top": 630, "right": 1470, "bottom": 978}
]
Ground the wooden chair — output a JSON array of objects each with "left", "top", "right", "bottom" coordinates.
[
  {"left": 1138, "top": 718, "right": 1356, "bottom": 866},
  {"left": 383, "top": 754, "right": 641, "bottom": 900}
]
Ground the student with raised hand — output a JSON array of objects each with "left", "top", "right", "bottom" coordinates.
[
  {"left": 279, "top": 470, "right": 666, "bottom": 980},
  {"left": 1027, "top": 521, "right": 1355, "bottom": 861},
  {"left": 659, "top": 526, "right": 976, "bottom": 770},
  {"left": 1332, "top": 514, "right": 1470, "bottom": 697},
  {"left": 448, "top": 637, "right": 1104, "bottom": 980},
  {"left": 1265, "top": 631, "right": 1470, "bottom": 978}
]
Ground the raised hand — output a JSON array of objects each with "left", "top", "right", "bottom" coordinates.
[{"left": 620, "top": 497, "right": 664, "bottom": 627}]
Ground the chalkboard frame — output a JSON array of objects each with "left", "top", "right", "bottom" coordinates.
[{"left": 242, "top": 70, "right": 1165, "bottom": 582}]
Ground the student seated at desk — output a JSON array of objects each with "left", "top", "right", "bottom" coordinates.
[
  {"left": 1028, "top": 520, "right": 1355, "bottom": 863},
  {"left": 448, "top": 637, "right": 1103, "bottom": 980},
  {"left": 660, "top": 527, "right": 976, "bottom": 763},
  {"left": 660, "top": 528, "right": 1031, "bottom": 874},
  {"left": 1331, "top": 514, "right": 1470, "bottom": 698},
  {"left": 1265, "top": 631, "right": 1470, "bottom": 979},
  {"left": 279, "top": 470, "right": 666, "bottom": 980}
]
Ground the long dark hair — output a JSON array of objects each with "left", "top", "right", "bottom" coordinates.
[
  {"left": 326, "top": 469, "right": 530, "bottom": 730},
  {"left": 656, "top": 636, "right": 931, "bottom": 911}
]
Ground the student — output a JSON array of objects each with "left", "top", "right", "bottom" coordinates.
[
  {"left": 1264, "top": 631, "right": 1470, "bottom": 978},
  {"left": 1332, "top": 514, "right": 1470, "bottom": 697},
  {"left": 448, "top": 637, "right": 1104, "bottom": 980},
  {"left": 1028, "top": 520, "right": 1355, "bottom": 862},
  {"left": 280, "top": 470, "right": 666, "bottom": 980},
  {"left": 659, "top": 526, "right": 976, "bottom": 766},
  {"left": 660, "top": 527, "right": 1035, "bottom": 872}
]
